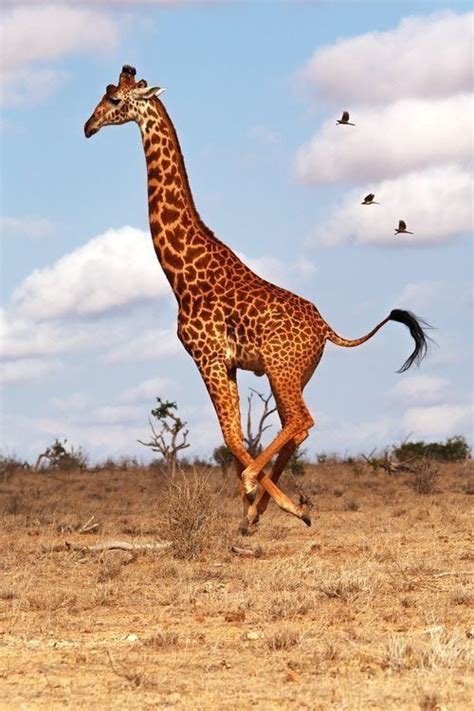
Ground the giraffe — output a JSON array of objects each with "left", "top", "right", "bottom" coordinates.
[{"left": 84, "top": 66, "right": 430, "bottom": 533}]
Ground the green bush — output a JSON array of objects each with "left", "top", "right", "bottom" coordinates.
[
  {"left": 394, "top": 436, "right": 470, "bottom": 463},
  {"left": 213, "top": 444, "right": 234, "bottom": 476}
]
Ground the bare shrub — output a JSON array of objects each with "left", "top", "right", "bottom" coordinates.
[
  {"left": 411, "top": 459, "right": 439, "bottom": 494},
  {"left": 163, "top": 470, "right": 222, "bottom": 560},
  {"left": 419, "top": 692, "right": 442, "bottom": 711},
  {"left": 4, "top": 493, "right": 24, "bottom": 516},
  {"left": 318, "top": 567, "right": 374, "bottom": 602},
  {"left": 266, "top": 627, "right": 302, "bottom": 652},
  {"left": 0, "top": 453, "right": 29, "bottom": 482},
  {"left": 344, "top": 499, "right": 360, "bottom": 511},
  {"left": 450, "top": 588, "right": 472, "bottom": 607},
  {"left": 96, "top": 558, "right": 125, "bottom": 583},
  {"left": 383, "top": 629, "right": 468, "bottom": 671},
  {"left": 144, "top": 630, "right": 181, "bottom": 650}
]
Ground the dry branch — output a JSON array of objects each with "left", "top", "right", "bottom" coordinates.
[
  {"left": 43, "top": 540, "right": 171, "bottom": 553},
  {"left": 231, "top": 545, "right": 261, "bottom": 558}
]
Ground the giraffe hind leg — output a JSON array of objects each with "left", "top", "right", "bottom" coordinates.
[
  {"left": 197, "top": 360, "right": 306, "bottom": 530},
  {"left": 249, "top": 429, "right": 310, "bottom": 525},
  {"left": 241, "top": 367, "right": 314, "bottom": 525}
]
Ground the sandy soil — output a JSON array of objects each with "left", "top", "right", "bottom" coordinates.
[{"left": 0, "top": 461, "right": 472, "bottom": 710}]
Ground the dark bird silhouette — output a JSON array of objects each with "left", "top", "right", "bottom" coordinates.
[
  {"left": 337, "top": 111, "right": 355, "bottom": 126},
  {"left": 361, "top": 193, "right": 379, "bottom": 205},
  {"left": 395, "top": 220, "right": 414, "bottom": 235}
]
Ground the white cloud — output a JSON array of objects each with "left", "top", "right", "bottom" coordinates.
[
  {"left": 397, "top": 281, "right": 445, "bottom": 311},
  {"left": 6, "top": 1, "right": 222, "bottom": 5},
  {"left": 299, "top": 11, "right": 473, "bottom": 106},
  {"left": 119, "top": 376, "right": 171, "bottom": 403},
  {"left": 1, "top": 311, "right": 83, "bottom": 359},
  {"left": 50, "top": 392, "right": 89, "bottom": 412},
  {"left": 296, "top": 94, "right": 472, "bottom": 185},
  {"left": 0, "top": 357, "right": 62, "bottom": 385},
  {"left": 238, "top": 252, "right": 316, "bottom": 290},
  {"left": 389, "top": 375, "right": 450, "bottom": 406},
  {"left": 102, "top": 327, "right": 180, "bottom": 363},
  {"left": 310, "top": 164, "right": 472, "bottom": 246},
  {"left": 401, "top": 403, "right": 473, "bottom": 440},
  {"left": 0, "top": 5, "right": 120, "bottom": 105},
  {"left": 11, "top": 226, "right": 170, "bottom": 321},
  {"left": 91, "top": 404, "right": 144, "bottom": 425},
  {"left": 1, "top": 412, "right": 149, "bottom": 465},
  {"left": 315, "top": 410, "right": 394, "bottom": 452},
  {"left": 1, "top": 217, "right": 56, "bottom": 239}
]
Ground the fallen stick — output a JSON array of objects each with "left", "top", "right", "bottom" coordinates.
[
  {"left": 231, "top": 545, "right": 260, "bottom": 558},
  {"left": 431, "top": 571, "right": 474, "bottom": 578},
  {"left": 43, "top": 540, "right": 171, "bottom": 553}
]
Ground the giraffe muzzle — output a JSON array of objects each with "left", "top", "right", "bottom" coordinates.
[{"left": 84, "top": 118, "right": 99, "bottom": 138}]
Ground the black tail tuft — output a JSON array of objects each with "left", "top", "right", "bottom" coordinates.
[{"left": 389, "top": 309, "right": 433, "bottom": 373}]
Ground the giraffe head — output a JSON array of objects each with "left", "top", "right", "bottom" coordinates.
[{"left": 84, "top": 65, "right": 165, "bottom": 138}]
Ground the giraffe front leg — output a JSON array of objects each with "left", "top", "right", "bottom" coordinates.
[{"left": 197, "top": 360, "right": 256, "bottom": 534}]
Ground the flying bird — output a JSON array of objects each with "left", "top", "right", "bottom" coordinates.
[
  {"left": 337, "top": 111, "right": 355, "bottom": 126},
  {"left": 361, "top": 193, "right": 379, "bottom": 205},
  {"left": 395, "top": 220, "right": 414, "bottom": 235}
]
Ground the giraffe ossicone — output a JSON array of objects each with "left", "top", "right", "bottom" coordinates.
[{"left": 84, "top": 66, "right": 431, "bottom": 533}]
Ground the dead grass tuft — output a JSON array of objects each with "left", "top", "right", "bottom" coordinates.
[
  {"left": 419, "top": 692, "right": 442, "bottom": 711},
  {"left": 318, "top": 567, "right": 374, "bottom": 601},
  {"left": 163, "top": 470, "right": 223, "bottom": 560},
  {"left": 344, "top": 499, "right": 360, "bottom": 511},
  {"left": 383, "top": 629, "right": 468, "bottom": 671},
  {"left": 411, "top": 459, "right": 439, "bottom": 494},
  {"left": 266, "top": 627, "right": 302, "bottom": 652},
  {"left": 143, "top": 630, "right": 181, "bottom": 650}
]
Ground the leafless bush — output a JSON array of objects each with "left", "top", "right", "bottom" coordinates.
[
  {"left": 266, "top": 627, "right": 302, "bottom": 652},
  {"left": 419, "top": 692, "right": 442, "bottom": 711},
  {"left": 163, "top": 470, "right": 222, "bottom": 560},
  {"left": 144, "top": 630, "right": 181, "bottom": 650},
  {"left": 383, "top": 629, "right": 468, "bottom": 671},
  {"left": 318, "top": 567, "right": 374, "bottom": 602},
  {"left": 0, "top": 453, "right": 29, "bottom": 482},
  {"left": 344, "top": 499, "right": 360, "bottom": 511},
  {"left": 411, "top": 459, "right": 439, "bottom": 494}
]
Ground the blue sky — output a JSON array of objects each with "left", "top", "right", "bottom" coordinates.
[{"left": 1, "top": 1, "right": 472, "bottom": 464}]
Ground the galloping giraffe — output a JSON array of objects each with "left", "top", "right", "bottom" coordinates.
[{"left": 84, "top": 66, "right": 429, "bottom": 533}]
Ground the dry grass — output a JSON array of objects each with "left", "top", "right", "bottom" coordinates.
[
  {"left": 411, "top": 458, "right": 439, "bottom": 494},
  {"left": 163, "top": 469, "right": 225, "bottom": 559},
  {"left": 0, "top": 461, "right": 472, "bottom": 709}
]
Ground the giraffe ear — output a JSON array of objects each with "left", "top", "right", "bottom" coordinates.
[
  {"left": 131, "top": 86, "right": 165, "bottom": 100},
  {"left": 136, "top": 79, "right": 148, "bottom": 89}
]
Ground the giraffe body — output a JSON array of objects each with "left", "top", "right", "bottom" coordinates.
[{"left": 85, "top": 66, "right": 430, "bottom": 532}]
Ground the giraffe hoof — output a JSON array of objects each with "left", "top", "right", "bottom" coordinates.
[
  {"left": 238, "top": 521, "right": 257, "bottom": 536},
  {"left": 301, "top": 513, "right": 312, "bottom": 527}
]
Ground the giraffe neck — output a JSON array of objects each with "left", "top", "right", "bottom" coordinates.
[{"left": 139, "top": 99, "right": 230, "bottom": 300}]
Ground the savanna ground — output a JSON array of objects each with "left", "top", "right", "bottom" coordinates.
[{"left": 0, "top": 459, "right": 472, "bottom": 710}]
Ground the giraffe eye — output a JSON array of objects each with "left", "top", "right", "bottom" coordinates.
[{"left": 108, "top": 97, "right": 121, "bottom": 106}]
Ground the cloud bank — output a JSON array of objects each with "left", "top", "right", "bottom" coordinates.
[
  {"left": 299, "top": 11, "right": 473, "bottom": 105},
  {"left": 296, "top": 94, "right": 472, "bottom": 186},
  {"left": 0, "top": 4, "right": 120, "bottom": 104},
  {"left": 310, "top": 164, "right": 472, "bottom": 247},
  {"left": 12, "top": 226, "right": 170, "bottom": 321}
]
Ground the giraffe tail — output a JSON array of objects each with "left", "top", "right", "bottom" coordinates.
[{"left": 325, "top": 309, "right": 432, "bottom": 373}]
